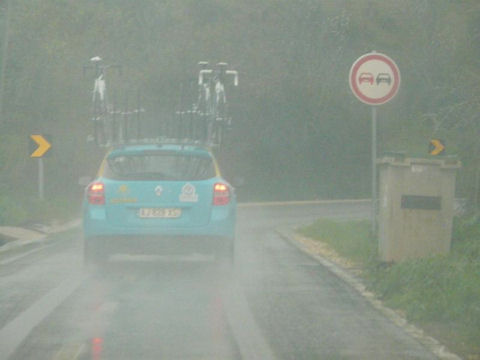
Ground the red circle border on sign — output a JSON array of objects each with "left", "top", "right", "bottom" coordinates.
[{"left": 349, "top": 53, "right": 400, "bottom": 106}]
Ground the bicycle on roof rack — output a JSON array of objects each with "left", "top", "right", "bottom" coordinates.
[
  {"left": 196, "top": 61, "right": 238, "bottom": 146},
  {"left": 84, "top": 58, "right": 237, "bottom": 149},
  {"left": 84, "top": 56, "right": 144, "bottom": 147},
  {"left": 174, "top": 61, "right": 238, "bottom": 147}
]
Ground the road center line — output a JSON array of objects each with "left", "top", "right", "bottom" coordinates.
[{"left": 0, "top": 272, "right": 85, "bottom": 359}]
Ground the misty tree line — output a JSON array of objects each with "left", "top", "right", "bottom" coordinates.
[{"left": 0, "top": 0, "right": 479, "bottom": 223}]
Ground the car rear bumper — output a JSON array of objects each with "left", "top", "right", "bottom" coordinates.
[
  {"left": 83, "top": 206, "right": 236, "bottom": 239},
  {"left": 95, "top": 234, "right": 230, "bottom": 256}
]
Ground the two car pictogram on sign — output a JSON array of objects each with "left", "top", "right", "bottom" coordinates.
[{"left": 358, "top": 72, "right": 392, "bottom": 86}]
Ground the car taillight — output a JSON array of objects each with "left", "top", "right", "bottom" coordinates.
[
  {"left": 213, "top": 183, "right": 230, "bottom": 206},
  {"left": 87, "top": 182, "right": 105, "bottom": 205}
]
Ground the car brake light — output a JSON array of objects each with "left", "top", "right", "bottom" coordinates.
[
  {"left": 213, "top": 183, "right": 230, "bottom": 206},
  {"left": 87, "top": 182, "right": 105, "bottom": 205}
]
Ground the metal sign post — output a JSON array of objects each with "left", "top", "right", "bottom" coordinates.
[
  {"left": 371, "top": 106, "right": 377, "bottom": 234},
  {"left": 349, "top": 52, "right": 401, "bottom": 235},
  {"left": 29, "top": 134, "right": 52, "bottom": 200},
  {"left": 38, "top": 158, "right": 44, "bottom": 200}
]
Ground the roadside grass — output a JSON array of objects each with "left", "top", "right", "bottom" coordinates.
[
  {"left": 0, "top": 192, "right": 81, "bottom": 226},
  {"left": 297, "top": 218, "right": 480, "bottom": 358},
  {"left": 298, "top": 220, "right": 377, "bottom": 265}
]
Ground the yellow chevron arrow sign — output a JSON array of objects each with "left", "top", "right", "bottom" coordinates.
[
  {"left": 429, "top": 139, "right": 445, "bottom": 156},
  {"left": 30, "top": 135, "right": 52, "bottom": 158}
]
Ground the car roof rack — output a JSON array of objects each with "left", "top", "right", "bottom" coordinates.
[
  {"left": 85, "top": 59, "right": 238, "bottom": 150},
  {"left": 110, "top": 137, "right": 217, "bottom": 149}
]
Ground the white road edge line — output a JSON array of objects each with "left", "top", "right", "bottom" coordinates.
[
  {"left": 224, "top": 282, "right": 276, "bottom": 360},
  {"left": 73, "top": 344, "right": 86, "bottom": 360},
  {"left": 0, "top": 243, "right": 57, "bottom": 266},
  {"left": 276, "top": 228, "right": 462, "bottom": 360},
  {"left": 0, "top": 273, "right": 85, "bottom": 360},
  {"left": 0, "top": 219, "right": 81, "bottom": 255}
]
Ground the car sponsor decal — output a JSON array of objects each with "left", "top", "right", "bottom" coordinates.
[
  {"left": 110, "top": 184, "right": 136, "bottom": 203},
  {"left": 155, "top": 185, "right": 163, "bottom": 197},
  {"left": 212, "top": 158, "right": 222, "bottom": 177},
  {"left": 118, "top": 184, "right": 129, "bottom": 194},
  {"left": 179, "top": 183, "right": 198, "bottom": 202}
]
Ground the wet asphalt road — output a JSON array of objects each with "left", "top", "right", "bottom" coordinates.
[{"left": 0, "top": 202, "right": 439, "bottom": 359}]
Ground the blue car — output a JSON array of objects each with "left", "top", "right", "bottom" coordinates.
[{"left": 82, "top": 142, "right": 236, "bottom": 265}]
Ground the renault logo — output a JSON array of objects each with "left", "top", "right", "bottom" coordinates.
[{"left": 155, "top": 185, "right": 163, "bottom": 197}]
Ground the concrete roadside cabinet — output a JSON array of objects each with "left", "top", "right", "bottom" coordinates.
[{"left": 377, "top": 156, "right": 460, "bottom": 262}]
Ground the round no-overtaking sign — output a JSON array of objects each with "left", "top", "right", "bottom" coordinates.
[{"left": 349, "top": 52, "right": 400, "bottom": 106}]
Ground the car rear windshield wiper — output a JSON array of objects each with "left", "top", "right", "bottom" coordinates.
[{"left": 120, "top": 172, "right": 174, "bottom": 180}]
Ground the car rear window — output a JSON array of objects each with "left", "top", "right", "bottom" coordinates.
[{"left": 103, "top": 151, "right": 216, "bottom": 181}]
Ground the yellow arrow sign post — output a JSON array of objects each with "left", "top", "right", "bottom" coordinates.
[
  {"left": 30, "top": 135, "right": 51, "bottom": 158},
  {"left": 429, "top": 139, "right": 445, "bottom": 156},
  {"left": 29, "top": 135, "right": 52, "bottom": 200}
]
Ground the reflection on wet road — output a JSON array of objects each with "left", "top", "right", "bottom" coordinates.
[{"left": 0, "top": 202, "right": 438, "bottom": 359}]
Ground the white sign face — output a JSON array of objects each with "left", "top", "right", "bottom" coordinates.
[{"left": 349, "top": 52, "right": 400, "bottom": 105}]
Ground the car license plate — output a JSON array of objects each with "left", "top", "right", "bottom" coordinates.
[{"left": 138, "top": 208, "right": 182, "bottom": 218}]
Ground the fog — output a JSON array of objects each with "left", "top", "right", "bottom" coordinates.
[
  {"left": 0, "top": 1, "right": 478, "bottom": 216},
  {"left": 0, "top": 1, "right": 479, "bottom": 359}
]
